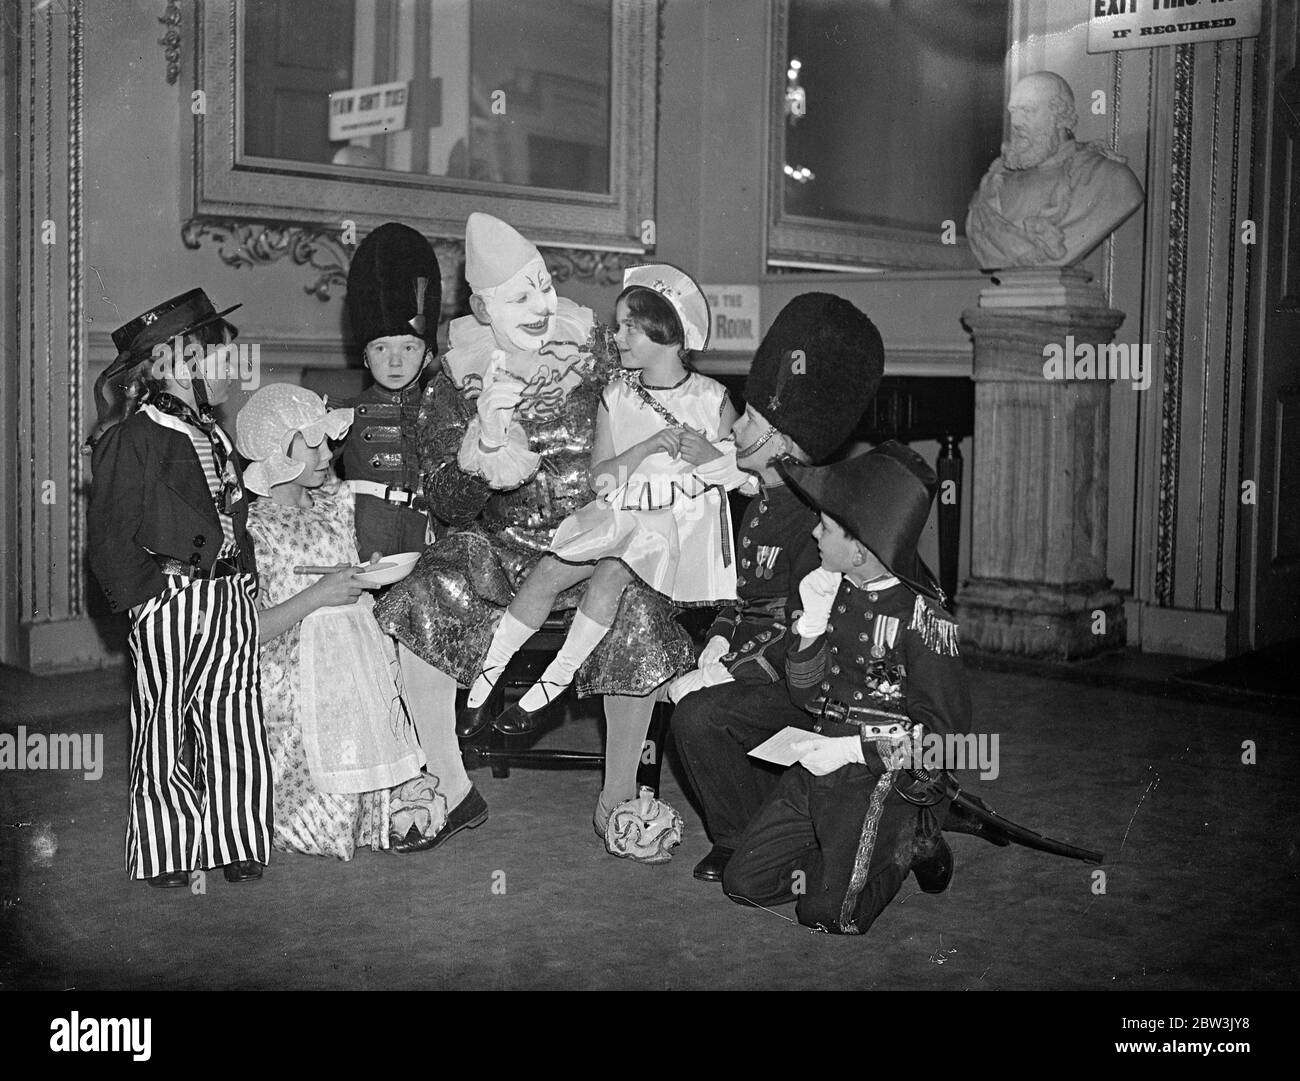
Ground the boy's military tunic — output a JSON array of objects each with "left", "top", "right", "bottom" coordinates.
[
  {"left": 708, "top": 483, "right": 821, "bottom": 684},
  {"left": 340, "top": 379, "right": 431, "bottom": 558},
  {"left": 671, "top": 481, "right": 823, "bottom": 850},
  {"left": 723, "top": 577, "right": 970, "bottom": 934}
]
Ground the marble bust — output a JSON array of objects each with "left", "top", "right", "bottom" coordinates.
[{"left": 966, "top": 71, "right": 1144, "bottom": 270}]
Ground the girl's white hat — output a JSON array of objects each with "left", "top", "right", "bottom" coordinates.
[
  {"left": 623, "top": 263, "right": 711, "bottom": 351},
  {"left": 236, "top": 383, "right": 353, "bottom": 496}
]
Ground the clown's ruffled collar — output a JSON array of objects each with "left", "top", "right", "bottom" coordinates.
[{"left": 444, "top": 297, "right": 596, "bottom": 394}]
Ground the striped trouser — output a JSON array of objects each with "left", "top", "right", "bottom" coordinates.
[{"left": 124, "top": 572, "right": 272, "bottom": 879}]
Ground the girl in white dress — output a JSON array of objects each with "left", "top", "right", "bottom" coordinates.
[{"left": 466, "top": 264, "right": 743, "bottom": 733}]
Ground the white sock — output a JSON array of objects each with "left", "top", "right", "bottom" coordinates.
[
  {"left": 467, "top": 610, "right": 539, "bottom": 708},
  {"left": 517, "top": 610, "right": 611, "bottom": 712},
  {"left": 397, "top": 644, "right": 471, "bottom": 806}
]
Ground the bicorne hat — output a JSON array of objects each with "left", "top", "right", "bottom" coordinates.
[
  {"left": 744, "top": 293, "right": 884, "bottom": 462},
  {"left": 346, "top": 222, "right": 442, "bottom": 346},
  {"left": 779, "top": 440, "right": 940, "bottom": 599}
]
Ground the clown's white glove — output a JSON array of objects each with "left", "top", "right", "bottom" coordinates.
[
  {"left": 475, "top": 372, "right": 526, "bottom": 449},
  {"left": 794, "top": 568, "right": 843, "bottom": 639}
]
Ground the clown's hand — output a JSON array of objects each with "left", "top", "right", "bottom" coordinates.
[
  {"left": 794, "top": 568, "right": 843, "bottom": 639},
  {"left": 698, "top": 634, "right": 730, "bottom": 667},
  {"left": 790, "top": 734, "right": 864, "bottom": 776},
  {"left": 475, "top": 372, "right": 527, "bottom": 449}
]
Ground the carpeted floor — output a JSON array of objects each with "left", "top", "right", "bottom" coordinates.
[{"left": 1, "top": 664, "right": 1296, "bottom": 991}]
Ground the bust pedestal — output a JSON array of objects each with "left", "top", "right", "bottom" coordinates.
[{"left": 957, "top": 269, "right": 1127, "bottom": 658}]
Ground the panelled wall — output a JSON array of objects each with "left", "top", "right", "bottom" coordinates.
[{"left": 0, "top": 0, "right": 1270, "bottom": 670}]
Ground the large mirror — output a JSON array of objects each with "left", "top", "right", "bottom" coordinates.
[
  {"left": 768, "top": 0, "right": 1010, "bottom": 270},
  {"left": 191, "top": 0, "right": 655, "bottom": 250}
]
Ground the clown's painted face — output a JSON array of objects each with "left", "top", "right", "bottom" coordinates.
[{"left": 480, "top": 257, "right": 557, "bottom": 351}]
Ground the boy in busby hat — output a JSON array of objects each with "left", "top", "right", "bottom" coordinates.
[
  {"left": 670, "top": 293, "right": 884, "bottom": 883},
  {"left": 87, "top": 289, "right": 272, "bottom": 887},
  {"left": 341, "top": 222, "right": 443, "bottom": 559},
  {"left": 721, "top": 441, "right": 971, "bottom": 935}
]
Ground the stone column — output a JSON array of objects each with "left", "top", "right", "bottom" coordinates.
[{"left": 956, "top": 270, "right": 1127, "bottom": 658}]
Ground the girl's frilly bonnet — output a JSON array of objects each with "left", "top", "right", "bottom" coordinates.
[{"left": 236, "top": 383, "right": 353, "bottom": 496}]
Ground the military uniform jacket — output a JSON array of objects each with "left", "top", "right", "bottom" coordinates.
[
  {"left": 88, "top": 411, "right": 256, "bottom": 614},
  {"left": 785, "top": 576, "right": 971, "bottom": 765},
  {"left": 339, "top": 377, "right": 430, "bottom": 557},
  {"left": 708, "top": 482, "right": 820, "bottom": 684}
]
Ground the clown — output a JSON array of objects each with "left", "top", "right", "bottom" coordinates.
[{"left": 375, "top": 213, "right": 694, "bottom": 850}]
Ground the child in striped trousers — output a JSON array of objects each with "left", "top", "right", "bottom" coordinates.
[{"left": 87, "top": 290, "right": 272, "bottom": 887}]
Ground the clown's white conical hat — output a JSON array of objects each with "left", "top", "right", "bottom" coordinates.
[{"left": 464, "top": 213, "right": 542, "bottom": 292}]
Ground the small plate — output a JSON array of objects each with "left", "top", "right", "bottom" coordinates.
[{"left": 353, "top": 551, "right": 421, "bottom": 589}]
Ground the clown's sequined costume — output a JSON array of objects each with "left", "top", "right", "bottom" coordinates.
[{"left": 374, "top": 298, "right": 694, "bottom": 697}]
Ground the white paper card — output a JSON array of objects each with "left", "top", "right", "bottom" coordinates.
[{"left": 748, "top": 726, "right": 813, "bottom": 767}]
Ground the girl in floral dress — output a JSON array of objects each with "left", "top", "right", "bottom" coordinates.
[{"left": 237, "top": 384, "right": 448, "bottom": 859}]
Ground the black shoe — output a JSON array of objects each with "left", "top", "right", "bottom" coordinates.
[
  {"left": 222, "top": 859, "right": 264, "bottom": 884},
  {"left": 692, "top": 844, "right": 735, "bottom": 882},
  {"left": 493, "top": 680, "right": 567, "bottom": 736},
  {"left": 392, "top": 785, "right": 489, "bottom": 854},
  {"left": 911, "top": 835, "right": 954, "bottom": 894},
  {"left": 457, "top": 669, "right": 504, "bottom": 739},
  {"left": 148, "top": 870, "right": 190, "bottom": 889},
  {"left": 456, "top": 700, "right": 496, "bottom": 740}
]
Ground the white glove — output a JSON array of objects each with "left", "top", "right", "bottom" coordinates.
[
  {"left": 667, "top": 662, "right": 734, "bottom": 704},
  {"left": 794, "top": 568, "right": 843, "bottom": 639},
  {"left": 698, "top": 634, "right": 730, "bottom": 667},
  {"left": 789, "top": 734, "right": 866, "bottom": 776},
  {"left": 692, "top": 443, "right": 759, "bottom": 494},
  {"left": 475, "top": 371, "right": 526, "bottom": 449}
]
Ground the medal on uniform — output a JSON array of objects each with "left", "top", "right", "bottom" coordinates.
[
  {"left": 755, "top": 545, "right": 780, "bottom": 579},
  {"left": 871, "top": 614, "right": 899, "bottom": 659}
]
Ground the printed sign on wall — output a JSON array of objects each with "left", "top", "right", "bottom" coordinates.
[
  {"left": 702, "top": 285, "right": 761, "bottom": 353},
  {"left": 328, "top": 80, "right": 410, "bottom": 141},
  {"left": 1087, "top": 0, "right": 1261, "bottom": 54}
]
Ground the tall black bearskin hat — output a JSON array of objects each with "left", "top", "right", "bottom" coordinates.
[
  {"left": 346, "top": 223, "right": 442, "bottom": 347},
  {"left": 743, "top": 293, "right": 884, "bottom": 462},
  {"left": 779, "top": 440, "right": 940, "bottom": 600}
]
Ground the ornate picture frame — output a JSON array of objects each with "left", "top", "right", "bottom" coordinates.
[{"left": 186, "top": 0, "right": 658, "bottom": 254}]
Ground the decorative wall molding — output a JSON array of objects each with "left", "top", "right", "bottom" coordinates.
[
  {"left": 180, "top": 219, "right": 642, "bottom": 304},
  {"left": 158, "top": 0, "right": 182, "bottom": 85},
  {"left": 1155, "top": 44, "right": 1195, "bottom": 607},
  {"left": 180, "top": 219, "right": 351, "bottom": 302},
  {"left": 13, "top": 0, "right": 87, "bottom": 643}
]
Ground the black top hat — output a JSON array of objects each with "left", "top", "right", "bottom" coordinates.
[
  {"left": 106, "top": 288, "right": 241, "bottom": 379},
  {"left": 779, "top": 440, "right": 940, "bottom": 599},
  {"left": 744, "top": 293, "right": 884, "bottom": 462},
  {"left": 346, "top": 223, "right": 442, "bottom": 346}
]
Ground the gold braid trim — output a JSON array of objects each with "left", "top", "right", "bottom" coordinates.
[{"left": 908, "top": 593, "right": 960, "bottom": 657}]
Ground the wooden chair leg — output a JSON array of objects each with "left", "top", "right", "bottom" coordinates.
[
  {"left": 937, "top": 435, "right": 963, "bottom": 603},
  {"left": 636, "top": 702, "right": 672, "bottom": 793}
]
